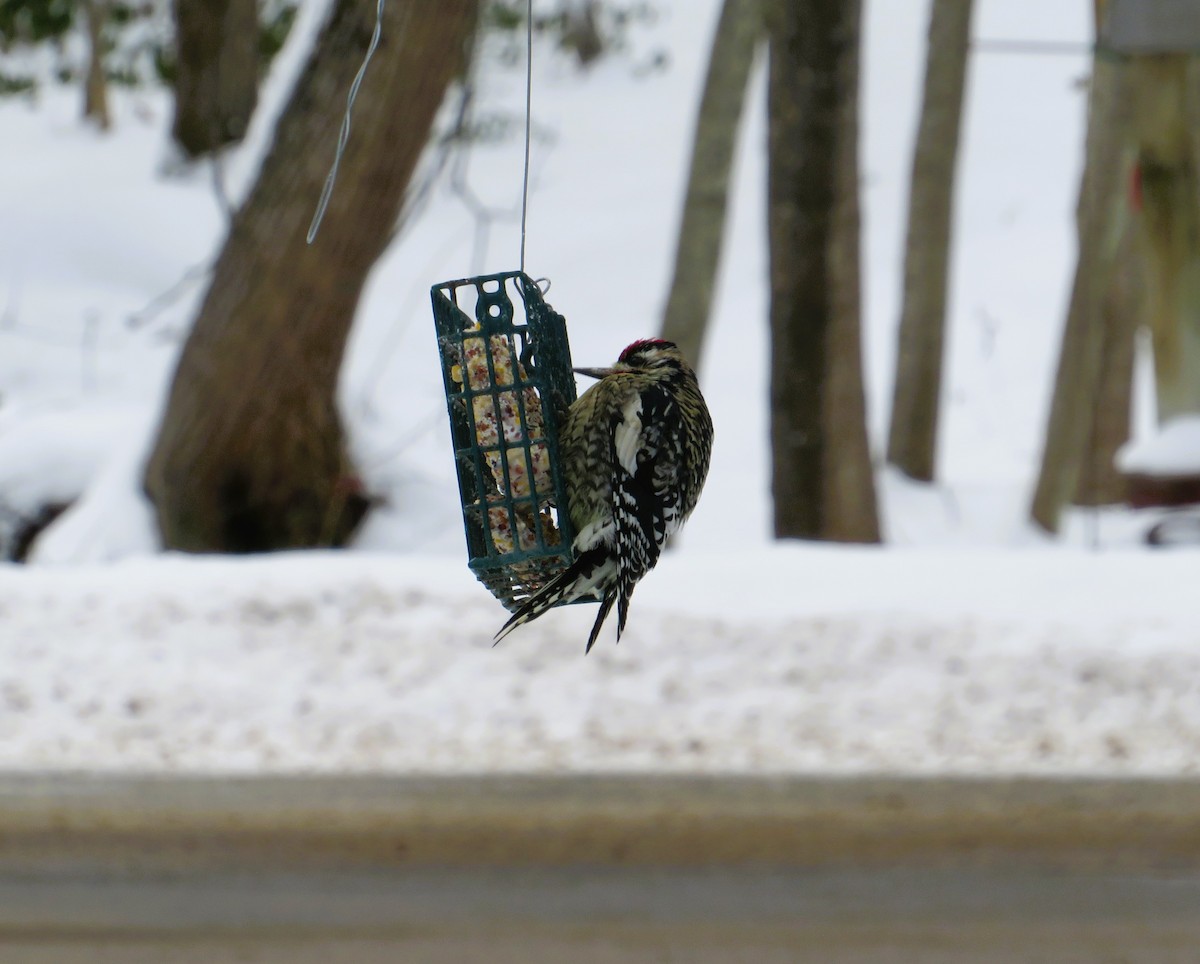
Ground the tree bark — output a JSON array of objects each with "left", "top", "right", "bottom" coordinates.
[
  {"left": 1129, "top": 56, "right": 1200, "bottom": 422},
  {"left": 560, "top": 0, "right": 605, "bottom": 67},
  {"left": 659, "top": 0, "right": 760, "bottom": 372},
  {"left": 885, "top": 0, "right": 974, "bottom": 482},
  {"left": 766, "top": 0, "right": 879, "bottom": 543},
  {"left": 1030, "top": 55, "right": 1132, "bottom": 532},
  {"left": 1075, "top": 215, "right": 1139, "bottom": 506},
  {"left": 82, "top": 0, "right": 110, "bottom": 130},
  {"left": 171, "top": 0, "right": 260, "bottom": 156},
  {"left": 145, "top": 0, "right": 477, "bottom": 552},
  {"left": 821, "top": 0, "right": 878, "bottom": 544}
]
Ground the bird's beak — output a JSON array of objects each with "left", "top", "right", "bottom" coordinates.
[{"left": 574, "top": 366, "right": 615, "bottom": 380}]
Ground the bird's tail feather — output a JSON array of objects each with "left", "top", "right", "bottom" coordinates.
[
  {"left": 615, "top": 583, "right": 636, "bottom": 642},
  {"left": 493, "top": 547, "right": 609, "bottom": 646},
  {"left": 585, "top": 592, "right": 616, "bottom": 654}
]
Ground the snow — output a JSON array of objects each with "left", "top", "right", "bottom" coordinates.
[
  {"left": 1, "top": 0, "right": 1197, "bottom": 776},
  {"left": 3, "top": 549, "right": 1198, "bottom": 774},
  {"left": 1117, "top": 416, "right": 1200, "bottom": 477}
]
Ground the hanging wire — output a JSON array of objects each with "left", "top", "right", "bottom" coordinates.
[
  {"left": 519, "top": 0, "right": 534, "bottom": 273},
  {"left": 307, "top": 0, "right": 388, "bottom": 244}
]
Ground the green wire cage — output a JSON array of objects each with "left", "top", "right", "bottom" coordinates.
[{"left": 431, "top": 271, "right": 598, "bottom": 612}]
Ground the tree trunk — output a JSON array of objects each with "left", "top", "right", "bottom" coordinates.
[
  {"left": 821, "top": 0, "right": 878, "bottom": 544},
  {"left": 766, "top": 0, "right": 879, "bottom": 543},
  {"left": 1030, "top": 55, "right": 1132, "bottom": 532},
  {"left": 1075, "top": 215, "right": 1139, "bottom": 506},
  {"left": 560, "top": 0, "right": 605, "bottom": 67},
  {"left": 145, "top": 0, "right": 477, "bottom": 552},
  {"left": 82, "top": 0, "right": 110, "bottom": 130},
  {"left": 1129, "top": 55, "right": 1200, "bottom": 422},
  {"left": 171, "top": 0, "right": 260, "bottom": 157},
  {"left": 659, "top": 0, "right": 760, "bottom": 371},
  {"left": 885, "top": 0, "right": 974, "bottom": 482}
]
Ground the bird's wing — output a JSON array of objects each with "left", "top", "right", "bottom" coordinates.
[{"left": 610, "top": 382, "right": 680, "bottom": 636}]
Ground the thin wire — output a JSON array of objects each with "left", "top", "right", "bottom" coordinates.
[
  {"left": 519, "top": 0, "right": 533, "bottom": 273},
  {"left": 307, "top": 0, "right": 387, "bottom": 244}
]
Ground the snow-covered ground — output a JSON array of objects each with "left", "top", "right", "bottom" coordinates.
[
  {"left": 3, "top": 549, "right": 1199, "bottom": 774},
  {"left": 2, "top": 0, "right": 1197, "bottom": 775}
]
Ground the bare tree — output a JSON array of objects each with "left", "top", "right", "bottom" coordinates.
[
  {"left": 145, "top": 0, "right": 478, "bottom": 552},
  {"left": 560, "top": 0, "right": 604, "bottom": 66},
  {"left": 1030, "top": 53, "right": 1133, "bottom": 532},
  {"left": 1075, "top": 217, "right": 1140, "bottom": 507},
  {"left": 885, "top": 0, "right": 974, "bottom": 482},
  {"left": 171, "top": 0, "right": 259, "bottom": 156},
  {"left": 1128, "top": 55, "right": 1200, "bottom": 422},
  {"left": 765, "top": 0, "right": 879, "bottom": 542},
  {"left": 81, "top": 0, "right": 110, "bottom": 130},
  {"left": 659, "top": 0, "right": 760, "bottom": 371}
]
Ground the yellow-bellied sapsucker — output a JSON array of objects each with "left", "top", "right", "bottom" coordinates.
[{"left": 495, "top": 338, "right": 713, "bottom": 652}]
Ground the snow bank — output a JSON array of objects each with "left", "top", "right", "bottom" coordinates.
[
  {"left": 1, "top": 547, "right": 1197, "bottom": 775},
  {"left": 1117, "top": 416, "right": 1200, "bottom": 477}
]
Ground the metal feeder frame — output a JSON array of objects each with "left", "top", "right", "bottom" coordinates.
[{"left": 431, "top": 271, "right": 598, "bottom": 612}]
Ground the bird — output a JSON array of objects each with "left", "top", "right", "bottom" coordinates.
[{"left": 494, "top": 338, "right": 713, "bottom": 652}]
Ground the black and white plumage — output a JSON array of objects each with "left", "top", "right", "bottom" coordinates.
[{"left": 494, "top": 338, "right": 713, "bottom": 652}]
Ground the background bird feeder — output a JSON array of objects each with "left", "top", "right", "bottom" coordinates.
[{"left": 431, "top": 271, "right": 597, "bottom": 611}]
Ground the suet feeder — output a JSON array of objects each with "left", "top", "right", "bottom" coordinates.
[{"left": 431, "top": 271, "right": 597, "bottom": 612}]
